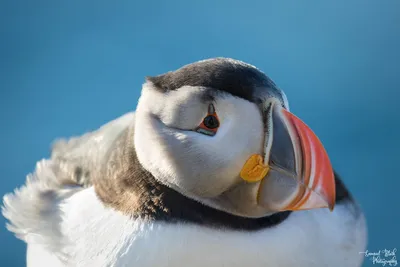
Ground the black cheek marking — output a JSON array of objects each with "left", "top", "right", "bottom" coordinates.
[{"left": 334, "top": 171, "right": 354, "bottom": 203}]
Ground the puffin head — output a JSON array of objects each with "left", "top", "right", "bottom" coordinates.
[{"left": 134, "top": 58, "right": 336, "bottom": 218}]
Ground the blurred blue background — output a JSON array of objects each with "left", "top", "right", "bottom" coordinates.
[{"left": 1, "top": 1, "right": 399, "bottom": 266}]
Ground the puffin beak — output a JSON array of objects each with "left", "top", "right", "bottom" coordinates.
[{"left": 241, "top": 101, "right": 336, "bottom": 211}]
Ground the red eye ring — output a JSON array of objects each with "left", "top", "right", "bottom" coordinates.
[{"left": 195, "top": 104, "right": 220, "bottom": 136}]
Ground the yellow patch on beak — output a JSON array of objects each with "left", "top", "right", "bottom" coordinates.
[{"left": 240, "top": 154, "right": 270, "bottom": 182}]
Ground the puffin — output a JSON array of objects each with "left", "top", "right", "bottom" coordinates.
[{"left": 2, "top": 58, "right": 367, "bottom": 267}]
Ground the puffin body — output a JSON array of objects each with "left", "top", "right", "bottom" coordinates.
[{"left": 3, "top": 58, "right": 367, "bottom": 267}]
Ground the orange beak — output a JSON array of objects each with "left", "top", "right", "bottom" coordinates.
[{"left": 255, "top": 103, "right": 336, "bottom": 212}]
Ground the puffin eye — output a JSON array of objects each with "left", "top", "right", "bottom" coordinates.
[
  {"left": 203, "top": 115, "right": 219, "bottom": 129},
  {"left": 195, "top": 104, "right": 220, "bottom": 136}
]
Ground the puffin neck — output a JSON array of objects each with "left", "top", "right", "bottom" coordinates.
[
  {"left": 93, "top": 127, "right": 292, "bottom": 231},
  {"left": 93, "top": 125, "right": 353, "bottom": 231}
]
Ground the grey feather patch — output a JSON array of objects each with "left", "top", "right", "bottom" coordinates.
[
  {"left": 2, "top": 112, "right": 136, "bottom": 264},
  {"left": 1, "top": 160, "right": 82, "bottom": 263}
]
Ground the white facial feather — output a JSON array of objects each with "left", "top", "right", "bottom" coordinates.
[{"left": 134, "top": 82, "right": 264, "bottom": 198}]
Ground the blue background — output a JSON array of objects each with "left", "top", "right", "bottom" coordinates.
[{"left": 1, "top": 1, "right": 399, "bottom": 266}]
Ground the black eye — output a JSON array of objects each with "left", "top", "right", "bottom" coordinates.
[{"left": 203, "top": 115, "right": 219, "bottom": 129}]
